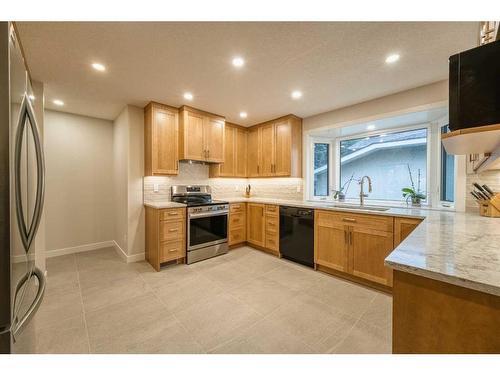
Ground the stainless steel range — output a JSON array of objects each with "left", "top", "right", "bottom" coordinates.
[{"left": 171, "top": 185, "right": 229, "bottom": 264}]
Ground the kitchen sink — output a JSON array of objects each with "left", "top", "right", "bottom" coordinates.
[{"left": 327, "top": 204, "right": 390, "bottom": 212}]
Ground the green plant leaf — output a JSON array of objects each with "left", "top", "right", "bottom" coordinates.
[{"left": 402, "top": 188, "right": 415, "bottom": 194}]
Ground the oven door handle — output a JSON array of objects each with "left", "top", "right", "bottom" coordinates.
[{"left": 189, "top": 211, "right": 228, "bottom": 219}]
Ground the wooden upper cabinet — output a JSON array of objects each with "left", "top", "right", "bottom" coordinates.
[
  {"left": 144, "top": 102, "right": 179, "bottom": 176},
  {"left": 274, "top": 119, "right": 292, "bottom": 176},
  {"left": 247, "top": 127, "right": 260, "bottom": 177},
  {"left": 251, "top": 115, "right": 302, "bottom": 178},
  {"left": 260, "top": 123, "right": 275, "bottom": 176},
  {"left": 209, "top": 123, "right": 247, "bottom": 177},
  {"left": 205, "top": 117, "right": 225, "bottom": 162},
  {"left": 235, "top": 127, "right": 248, "bottom": 177},
  {"left": 179, "top": 106, "right": 225, "bottom": 163},
  {"left": 180, "top": 109, "right": 205, "bottom": 160}
]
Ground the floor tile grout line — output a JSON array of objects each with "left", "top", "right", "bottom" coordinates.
[
  {"left": 326, "top": 293, "right": 378, "bottom": 354},
  {"left": 148, "top": 279, "right": 208, "bottom": 354},
  {"left": 74, "top": 254, "right": 92, "bottom": 354}
]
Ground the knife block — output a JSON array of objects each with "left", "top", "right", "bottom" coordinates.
[{"left": 478, "top": 193, "right": 500, "bottom": 217}]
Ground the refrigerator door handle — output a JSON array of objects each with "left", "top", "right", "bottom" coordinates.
[
  {"left": 11, "top": 267, "right": 46, "bottom": 340},
  {"left": 14, "top": 93, "right": 45, "bottom": 253}
]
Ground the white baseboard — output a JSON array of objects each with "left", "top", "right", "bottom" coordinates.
[
  {"left": 112, "top": 240, "right": 145, "bottom": 263},
  {"left": 45, "top": 240, "right": 115, "bottom": 258}
]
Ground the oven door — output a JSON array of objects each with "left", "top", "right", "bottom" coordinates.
[{"left": 188, "top": 212, "right": 228, "bottom": 251}]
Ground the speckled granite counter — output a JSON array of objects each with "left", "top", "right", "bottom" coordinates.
[{"left": 144, "top": 197, "right": 500, "bottom": 296}]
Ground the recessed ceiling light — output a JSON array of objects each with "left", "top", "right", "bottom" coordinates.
[
  {"left": 385, "top": 53, "right": 400, "bottom": 64},
  {"left": 232, "top": 57, "right": 245, "bottom": 68},
  {"left": 239, "top": 112, "right": 247, "bottom": 119},
  {"left": 367, "top": 124, "right": 376, "bottom": 130},
  {"left": 91, "top": 62, "right": 106, "bottom": 71},
  {"left": 291, "top": 90, "right": 303, "bottom": 100},
  {"left": 183, "top": 92, "right": 193, "bottom": 101},
  {"left": 53, "top": 99, "right": 64, "bottom": 106}
]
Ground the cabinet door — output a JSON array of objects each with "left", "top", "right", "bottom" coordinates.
[
  {"left": 247, "top": 127, "right": 260, "bottom": 177},
  {"left": 350, "top": 227, "right": 394, "bottom": 286},
  {"left": 247, "top": 203, "right": 265, "bottom": 247},
  {"left": 314, "top": 217, "right": 349, "bottom": 272},
  {"left": 150, "top": 105, "right": 178, "bottom": 175},
  {"left": 394, "top": 217, "right": 422, "bottom": 247},
  {"left": 183, "top": 111, "right": 205, "bottom": 160},
  {"left": 235, "top": 127, "right": 247, "bottom": 177},
  {"left": 219, "top": 124, "right": 235, "bottom": 176},
  {"left": 260, "top": 123, "right": 275, "bottom": 176},
  {"left": 205, "top": 117, "right": 225, "bottom": 162},
  {"left": 274, "top": 120, "right": 291, "bottom": 176}
]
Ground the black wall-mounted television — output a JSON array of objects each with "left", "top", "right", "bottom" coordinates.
[{"left": 449, "top": 39, "right": 500, "bottom": 132}]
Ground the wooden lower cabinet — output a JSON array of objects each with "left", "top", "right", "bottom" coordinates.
[
  {"left": 314, "top": 210, "right": 395, "bottom": 287},
  {"left": 393, "top": 270, "right": 500, "bottom": 353},
  {"left": 229, "top": 203, "right": 246, "bottom": 246},
  {"left": 394, "top": 217, "right": 423, "bottom": 246},
  {"left": 350, "top": 226, "right": 394, "bottom": 286},
  {"left": 246, "top": 203, "right": 265, "bottom": 247},
  {"left": 314, "top": 211, "right": 349, "bottom": 272},
  {"left": 145, "top": 206, "right": 186, "bottom": 271},
  {"left": 264, "top": 205, "right": 279, "bottom": 252}
]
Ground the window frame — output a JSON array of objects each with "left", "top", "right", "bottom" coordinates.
[
  {"left": 309, "top": 137, "right": 334, "bottom": 200},
  {"left": 334, "top": 123, "right": 432, "bottom": 206},
  {"left": 437, "top": 117, "right": 456, "bottom": 208}
]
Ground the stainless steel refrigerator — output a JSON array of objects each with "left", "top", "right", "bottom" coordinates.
[{"left": 0, "top": 22, "right": 46, "bottom": 354}]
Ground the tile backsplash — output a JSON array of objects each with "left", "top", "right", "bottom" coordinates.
[
  {"left": 143, "top": 161, "right": 304, "bottom": 202},
  {"left": 466, "top": 169, "right": 500, "bottom": 211}
]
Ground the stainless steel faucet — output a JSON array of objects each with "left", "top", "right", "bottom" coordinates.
[{"left": 359, "top": 176, "right": 372, "bottom": 206}]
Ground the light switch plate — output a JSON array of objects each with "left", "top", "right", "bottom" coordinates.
[{"left": 153, "top": 183, "right": 159, "bottom": 192}]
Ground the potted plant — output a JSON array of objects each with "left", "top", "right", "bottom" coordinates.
[
  {"left": 333, "top": 173, "right": 355, "bottom": 201},
  {"left": 402, "top": 164, "right": 426, "bottom": 207}
]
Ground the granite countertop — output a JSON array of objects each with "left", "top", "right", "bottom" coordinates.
[
  {"left": 144, "top": 200, "right": 187, "bottom": 208},
  {"left": 144, "top": 197, "right": 500, "bottom": 296}
]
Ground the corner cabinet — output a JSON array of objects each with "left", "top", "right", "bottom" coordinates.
[
  {"left": 394, "top": 217, "right": 423, "bottom": 247},
  {"left": 209, "top": 123, "right": 247, "bottom": 177},
  {"left": 178, "top": 106, "right": 225, "bottom": 163},
  {"left": 248, "top": 115, "right": 302, "bottom": 178},
  {"left": 144, "top": 102, "right": 179, "bottom": 175}
]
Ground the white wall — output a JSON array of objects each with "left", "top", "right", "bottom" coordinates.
[
  {"left": 44, "top": 110, "right": 114, "bottom": 254},
  {"left": 113, "top": 105, "right": 145, "bottom": 260}
]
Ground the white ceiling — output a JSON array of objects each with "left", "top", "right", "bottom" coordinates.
[{"left": 16, "top": 22, "right": 478, "bottom": 125}]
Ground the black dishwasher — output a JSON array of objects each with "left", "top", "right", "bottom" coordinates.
[{"left": 279, "top": 206, "right": 314, "bottom": 267}]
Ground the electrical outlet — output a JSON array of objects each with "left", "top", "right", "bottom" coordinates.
[{"left": 153, "top": 183, "right": 159, "bottom": 192}]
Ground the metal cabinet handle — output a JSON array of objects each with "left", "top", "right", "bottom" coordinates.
[
  {"left": 14, "top": 93, "right": 45, "bottom": 253},
  {"left": 349, "top": 231, "right": 353, "bottom": 245},
  {"left": 169, "top": 228, "right": 179, "bottom": 232},
  {"left": 257, "top": 165, "right": 260, "bottom": 174},
  {"left": 11, "top": 267, "right": 46, "bottom": 340},
  {"left": 168, "top": 248, "right": 178, "bottom": 253},
  {"left": 343, "top": 218, "right": 356, "bottom": 223},
  {"left": 168, "top": 212, "right": 179, "bottom": 216}
]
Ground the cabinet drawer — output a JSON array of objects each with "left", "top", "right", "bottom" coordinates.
[
  {"left": 265, "top": 234, "right": 279, "bottom": 251},
  {"left": 159, "top": 240, "right": 184, "bottom": 263},
  {"left": 229, "top": 227, "right": 246, "bottom": 245},
  {"left": 316, "top": 210, "right": 393, "bottom": 232},
  {"left": 160, "top": 220, "right": 185, "bottom": 241},
  {"left": 230, "top": 212, "right": 246, "bottom": 227},
  {"left": 265, "top": 216, "right": 279, "bottom": 233},
  {"left": 160, "top": 208, "right": 185, "bottom": 221},
  {"left": 230, "top": 203, "right": 246, "bottom": 213},
  {"left": 265, "top": 205, "right": 279, "bottom": 216}
]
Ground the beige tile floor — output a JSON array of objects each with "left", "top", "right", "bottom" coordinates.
[{"left": 34, "top": 246, "right": 392, "bottom": 354}]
